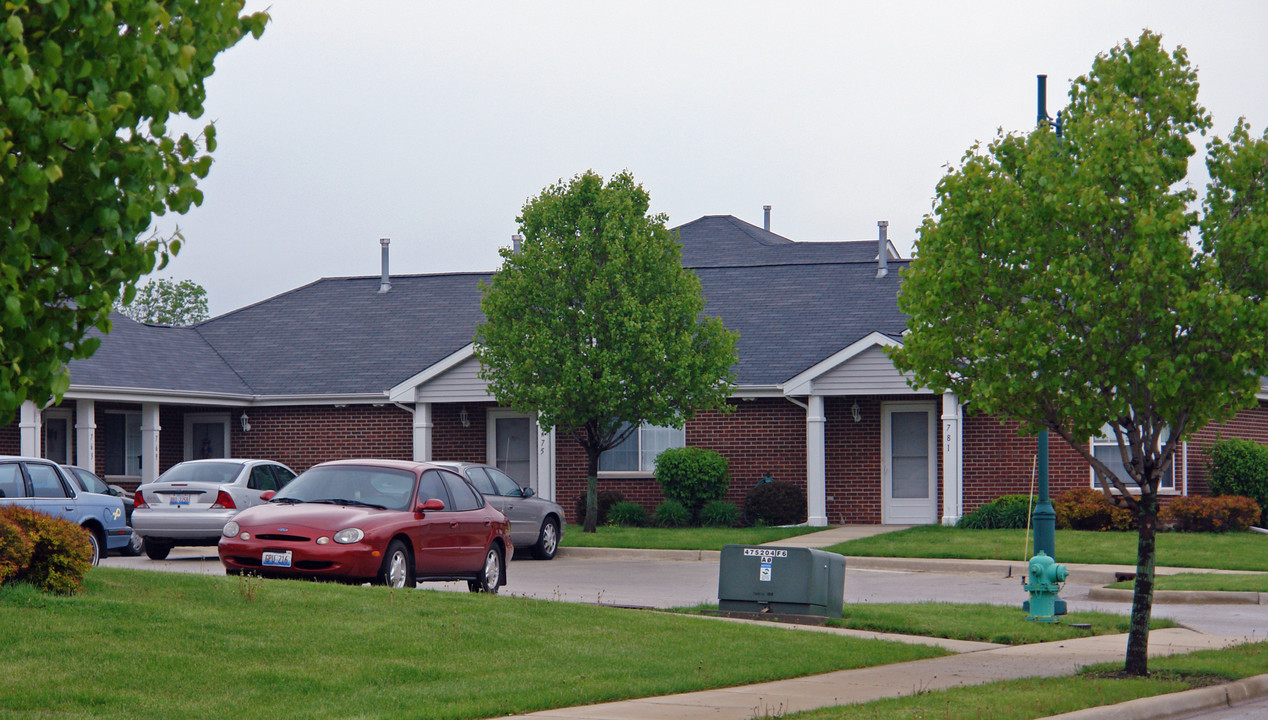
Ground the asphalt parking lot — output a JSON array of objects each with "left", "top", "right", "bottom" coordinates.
[{"left": 101, "top": 547, "right": 1268, "bottom": 640}]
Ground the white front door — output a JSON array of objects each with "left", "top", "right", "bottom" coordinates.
[
  {"left": 882, "top": 403, "right": 937, "bottom": 524},
  {"left": 487, "top": 411, "right": 536, "bottom": 492}
]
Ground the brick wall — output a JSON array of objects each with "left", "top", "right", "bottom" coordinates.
[
  {"left": 432, "top": 403, "right": 491, "bottom": 463},
  {"left": 962, "top": 412, "right": 1089, "bottom": 514},
  {"left": 1184, "top": 400, "right": 1268, "bottom": 496},
  {"left": 230, "top": 404, "right": 412, "bottom": 472},
  {"left": 0, "top": 416, "right": 18, "bottom": 455}
]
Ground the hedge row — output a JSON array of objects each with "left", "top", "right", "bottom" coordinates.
[{"left": 0, "top": 506, "right": 93, "bottom": 594}]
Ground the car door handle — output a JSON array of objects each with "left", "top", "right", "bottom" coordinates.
[
  {"left": 450, "top": 521, "right": 459, "bottom": 528},
  {"left": 484, "top": 520, "right": 491, "bottom": 526},
  {"left": 64, "top": 506, "right": 74, "bottom": 512}
]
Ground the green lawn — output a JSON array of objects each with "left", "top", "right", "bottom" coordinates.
[
  {"left": 0, "top": 568, "right": 944, "bottom": 720},
  {"left": 561, "top": 524, "right": 823, "bottom": 550},
  {"left": 780, "top": 641, "right": 1268, "bottom": 719},
  {"left": 680, "top": 601, "right": 1174, "bottom": 645},
  {"left": 1108, "top": 572, "right": 1268, "bottom": 592},
  {"left": 826, "top": 526, "right": 1268, "bottom": 571}
]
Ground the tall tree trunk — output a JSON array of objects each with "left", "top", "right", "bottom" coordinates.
[
  {"left": 1125, "top": 494, "right": 1159, "bottom": 675},
  {"left": 583, "top": 444, "right": 601, "bottom": 533}
]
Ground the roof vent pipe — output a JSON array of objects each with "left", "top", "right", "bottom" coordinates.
[
  {"left": 378, "top": 238, "right": 391, "bottom": 293},
  {"left": 512, "top": 233, "right": 523, "bottom": 254},
  {"left": 763, "top": 205, "right": 771, "bottom": 232},
  {"left": 877, "top": 221, "right": 889, "bottom": 279}
]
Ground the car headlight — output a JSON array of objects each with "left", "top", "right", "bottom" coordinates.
[
  {"left": 222, "top": 521, "right": 240, "bottom": 538},
  {"left": 333, "top": 528, "right": 364, "bottom": 544}
]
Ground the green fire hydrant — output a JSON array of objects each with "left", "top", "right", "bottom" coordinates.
[{"left": 1023, "top": 551, "right": 1069, "bottom": 623}]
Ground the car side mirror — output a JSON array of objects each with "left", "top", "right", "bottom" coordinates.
[
  {"left": 416, "top": 498, "right": 445, "bottom": 513},
  {"left": 107, "top": 485, "right": 124, "bottom": 497},
  {"left": 260, "top": 490, "right": 276, "bottom": 501},
  {"left": 521, "top": 487, "right": 535, "bottom": 498}
]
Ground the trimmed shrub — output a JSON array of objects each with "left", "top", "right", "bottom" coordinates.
[
  {"left": 606, "top": 501, "right": 648, "bottom": 527},
  {"left": 1053, "top": 488, "right": 1135, "bottom": 531},
  {"left": 1206, "top": 438, "right": 1268, "bottom": 518},
  {"left": 1161, "top": 495, "right": 1261, "bottom": 532},
  {"left": 698, "top": 500, "right": 740, "bottom": 528},
  {"left": 0, "top": 506, "right": 92, "bottom": 594},
  {"left": 0, "top": 515, "right": 34, "bottom": 585},
  {"left": 652, "top": 500, "right": 691, "bottom": 528},
  {"left": 957, "top": 494, "right": 1034, "bottom": 530},
  {"left": 574, "top": 490, "right": 625, "bottom": 526},
  {"left": 654, "top": 447, "right": 730, "bottom": 518},
  {"left": 744, "top": 481, "right": 807, "bottom": 526}
]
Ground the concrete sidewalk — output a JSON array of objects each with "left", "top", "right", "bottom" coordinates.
[{"left": 513, "top": 628, "right": 1239, "bottom": 719}]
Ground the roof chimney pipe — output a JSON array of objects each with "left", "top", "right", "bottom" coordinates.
[
  {"left": 378, "top": 237, "right": 391, "bottom": 293},
  {"left": 512, "top": 233, "right": 523, "bottom": 254},
  {"left": 877, "top": 221, "right": 889, "bottom": 279},
  {"left": 763, "top": 205, "right": 771, "bottom": 232}
]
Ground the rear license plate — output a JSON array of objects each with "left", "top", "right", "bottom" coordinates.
[
  {"left": 262, "top": 551, "right": 292, "bottom": 568},
  {"left": 169, "top": 494, "right": 190, "bottom": 506}
]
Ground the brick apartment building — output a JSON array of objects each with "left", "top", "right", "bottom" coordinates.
[{"left": 5, "top": 214, "right": 1264, "bottom": 525}]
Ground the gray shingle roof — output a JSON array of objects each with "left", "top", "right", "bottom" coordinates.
[{"left": 69, "top": 215, "right": 907, "bottom": 397}]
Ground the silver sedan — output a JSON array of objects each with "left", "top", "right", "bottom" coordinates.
[
  {"left": 432, "top": 461, "right": 565, "bottom": 560},
  {"left": 131, "top": 459, "right": 296, "bottom": 560}
]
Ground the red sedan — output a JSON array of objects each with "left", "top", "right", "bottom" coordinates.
[{"left": 219, "top": 459, "right": 511, "bottom": 591}]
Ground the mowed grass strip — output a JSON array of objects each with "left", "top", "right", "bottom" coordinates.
[
  {"left": 1108, "top": 572, "right": 1268, "bottom": 592},
  {"left": 560, "top": 524, "right": 823, "bottom": 550},
  {"left": 678, "top": 602, "right": 1174, "bottom": 645},
  {"left": 826, "top": 526, "right": 1268, "bottom": 571},
  {"left": 0, "top": 568, "right": 945, "bottom": 720},
  {"left": 776, "top": 640, "right": 1268, "bottom": 720}
]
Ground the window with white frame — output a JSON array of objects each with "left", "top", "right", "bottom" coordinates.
[
  {"left": 1090, "top": 425, "right": 1176, "bottom": 492},
  {"left": 599, "top": 423, "right": 685, "bottom": 473}
]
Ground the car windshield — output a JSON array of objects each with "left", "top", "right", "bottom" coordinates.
[
  {"left": 273, "top": 466, "right": 416, "bottom": 511},
  {"left": 156, "top": 461, "right": 245, "bottom": 485}
]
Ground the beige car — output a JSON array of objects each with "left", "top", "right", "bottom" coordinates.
[{"left": 432, "top": 462, "right": 564, "bottom": 560}]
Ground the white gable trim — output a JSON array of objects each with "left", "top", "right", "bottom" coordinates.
[
  {"left": 388, "top": 344, "right": 478, "bottom": 402},
  {"left": 782, "top": 332, "right": 905, "bottom": 397}
]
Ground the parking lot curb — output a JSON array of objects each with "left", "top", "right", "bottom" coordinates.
[
  {"left": 1086, "top": 587, "right": 1262, "bottom": 605},
  {"left": 1039, "top": 671, "right": 1268, "bottom": 719},
  {"left": 557, "top": 547, "right": 721, "bottom": 562}
]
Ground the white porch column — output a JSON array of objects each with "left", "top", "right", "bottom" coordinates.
[
  {"left": 141, "top": 403, "right": 161, "bottom": 484},
  {"left": 412, "top": 402, "right": 432, "bottom": 462},
  {"left": 941, "top": 391, "right": 963, "bottom": 526},
  {"left": 19, "top": 400, "right": 40, "bottom": 457},
  {"left": 806, "top": 394, "right": 827, "bottom": 527},
  {"left": 75, "top": 399, "right": 96, "bottom": 471},
  {"left": 535, "top": 420, "right": 555, "bottom": 502}
]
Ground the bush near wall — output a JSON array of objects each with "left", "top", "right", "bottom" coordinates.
[
  {"left": 1052, "top": 488, "right": 1135, "bottom": 531},
  {"left": 744, "top": 481, "right": 807, "bottom": 526},
  {"left": 654, "top": 447, "right": 730, "bottom": 519},
  {"left": 1206, "top": 438, "right": 1268, "bottom": 518},
  {"left": 573, "top": 490, "right": 626, "bottom": 526},
  {"left": 1161, "top": 495, "right": 1261, "bottom": 532},
  {"left": 606, "top": 501, "right": 648, "bottom": 527},
  {"left": 0, "top": 506, "right": 92, "bottom": 594},
  {"left": 698, "top": 500, "right": 740, "bottom": 527},
  {"left": 957, "top": 494, "right": 1034, "bottom": 529}
]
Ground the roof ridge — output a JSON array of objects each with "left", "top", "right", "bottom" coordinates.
[{"left": 722, "top": 215, "right": 793, "bottom": 246}]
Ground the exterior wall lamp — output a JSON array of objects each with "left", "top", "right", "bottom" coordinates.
[
  {"left": 851, "top": 401, "right": 861, "bottom": 423},
  {"left": 240, "top": 411, "right": 251, "bottom": 432},
  {"left": 460, "top": 407, "right": 470, "bottom": 428}
]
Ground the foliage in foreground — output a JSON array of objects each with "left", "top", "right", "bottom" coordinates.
[
  {"left": 0, "top": 506, "right": 91, "bottom": 594},
  {"left": 0, "top": 1, "right": 267, "bottom": 419},
  {"left": 0, "top": 568, "right": 942, "bottom": 720},
  {"left": 890, "top": 30, "right": 1268, "bottom": 674}
]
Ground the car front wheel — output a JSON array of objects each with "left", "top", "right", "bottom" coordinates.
[
  {"left": 468, "top": 545, "right": 502, "bottom": 594},
  {"left": 375, "top": 540, "right": 415, "bottom": 589},
  {"left": 531, "top": 518, "right": 559, "bottom": 560}
]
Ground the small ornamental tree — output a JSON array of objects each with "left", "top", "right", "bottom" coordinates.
[
  {"left": 889, "top": 31, "right": 1268, "bottom": 675},
  {"left": 117, "top": 278, "right": 210, "bottom": 325},
  {"left": 475, "top": 170, "right": 738, "bottom": 532},
  {"left": 0, "top": 1, "right": 267, "bottom": 421}
]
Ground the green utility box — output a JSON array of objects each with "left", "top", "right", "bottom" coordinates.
[{"left": 718, "top": 544, "right": 846, "bottom": 618}]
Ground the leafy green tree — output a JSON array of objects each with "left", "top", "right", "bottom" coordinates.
[
  {"left": 0, "top": 1, "right": 267, "bottom": 419},
  {"left": 117, "top": 278, "right": 210, "bottom": 326},
  {"left": 475, "top": 170, "right": 738, "bottom": 532},
  {"left": 889, "top": 31, "right": 1268, "bottom": 675}
]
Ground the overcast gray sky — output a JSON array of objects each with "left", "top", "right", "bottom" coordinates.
[{"left": 149, "top": 1, "right": 1268, "bottom": 317}]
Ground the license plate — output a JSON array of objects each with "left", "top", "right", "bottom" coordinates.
[
  {"left": 262, "top": 550, "right": 292, "bottom": 568},
  {"left": 169, "top": 494, "right": 190, "bottom": 506}
]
